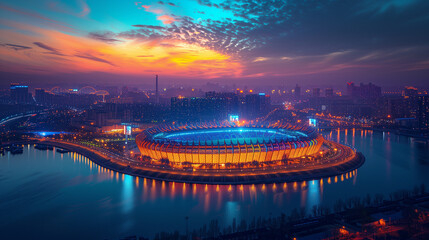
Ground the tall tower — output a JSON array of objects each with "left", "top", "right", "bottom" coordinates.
[{"left": 156, "top": 74, "right": 159, "bottom": 104}]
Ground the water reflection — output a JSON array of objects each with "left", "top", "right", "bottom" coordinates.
[
  {"left": 122, "top": 175, "right": 134, "bottom": 214},
  {"left": 1, "top": 130, "right": 428, "bottom": 239},
  {"left": 96, "top": 171, "right": 358, "bottom": 214},
  {"left": 306, "top": 180, "right": 320, "bottom": 208}
]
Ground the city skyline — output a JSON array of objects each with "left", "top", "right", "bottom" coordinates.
[{"left": 1, "top": 0, "right": 429, "bottom": 86}]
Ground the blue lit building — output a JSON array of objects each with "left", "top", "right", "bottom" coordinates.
[{"left": 10, "top": 83, "right": 31, "bottom": 104}]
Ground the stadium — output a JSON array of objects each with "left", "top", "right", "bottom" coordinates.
[{"left": 136, "top": 121, "right": 324, "bottom": 166}]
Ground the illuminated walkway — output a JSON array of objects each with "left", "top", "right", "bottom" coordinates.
[{"left": 30, "top": 139, "right": 364, "bottom": 185}]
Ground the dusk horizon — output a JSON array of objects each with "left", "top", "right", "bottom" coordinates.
[{"left": 1, "top": 0, "right": 429, "bottom": 87}]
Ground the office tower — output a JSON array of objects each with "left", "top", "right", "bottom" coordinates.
[
  {"left": 10, "top": 83, "right": 30, "bottom": 103},
  {"left": 346, "top": 82, "right": 381, "bottom": 99},
  {"left": 347, "top": 82, "right": 355, "bottom": 96},
  {"left": 403, "top": 86, "right": 419, "bottom": 118},
  {"left": 35, "top": 88, "right": 47, "bottom": 104},
  {"left": 359, "top": 82, "right": 381, "bottom": 99},
  {"left": 313, "top": 88, "right": 321, "bottom": 97},
  {"left": 417, "top": 95, "right": 429, "bottom": 130},
  {"left": 325, "top": 88, "right": 334, "bottom": 97},
  {"left": 156, "top": 75, "right": 159, "bottom": 104},
  {"left": 294, "top": 84, "right": 301, "bottom": 98}
]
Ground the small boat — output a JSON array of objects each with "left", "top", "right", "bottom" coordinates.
[
  {"left": 34, "top": 144, "right": 48, "bottom": 150},
  {"left": 10, "top": 145, "right": 24, "bottom": 154},
  {"left": 11, "top": 148, "right": 23, "bottom": 154},
  {"left": 56, "top": 148, "right": 69, "bottom": 153}
]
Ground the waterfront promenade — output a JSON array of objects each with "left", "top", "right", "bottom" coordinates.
[{"left": 3, "top": 139, "right": 365, "bottom": 184}]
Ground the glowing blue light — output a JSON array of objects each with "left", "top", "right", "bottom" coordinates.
[
  {"left": 228, "top": 114, "right": 239, "bottom": 122},
  {"left": 259, "top": 93, "right": 265, "bottom": 96},
  {"left": 34, "top": 131, "right": 66, "bottom": 137},
  {"left": 153, "top": 128, "right": 309, "bottom": 144},
  {"left": 10, "top": 85, "right": 28, "bottom": 90},
  {"left": 309, "top": 118, "right": 317, "bottom": 127},
  {"left": 121, "top": 175, "right": 134, "bottom": 214}
]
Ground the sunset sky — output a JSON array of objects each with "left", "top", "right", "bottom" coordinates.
[{"left": 1, "top": 0, "right": 428, "bottom": 87}]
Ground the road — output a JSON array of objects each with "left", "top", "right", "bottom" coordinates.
[{"left": 31, "top": 138, "right": 365, "bottom": 184}]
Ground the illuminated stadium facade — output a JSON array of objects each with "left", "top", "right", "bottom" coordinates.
[{"left": 136, "top": 121, "right": 324, "bottom": 165}]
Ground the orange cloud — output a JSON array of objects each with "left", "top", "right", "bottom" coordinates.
[
  {"left": 157, "top": 15, "right": 175, "bottom": 24},
  {"left": 0, "top": 22, "right": 243, "bottom": 79},
  {"left": 141, "top": 5, "right": 163, "bottom": 14}
]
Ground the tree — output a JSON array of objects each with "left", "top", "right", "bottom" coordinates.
[
  {"left": 312, "top": 205, "right": 318, "bottom": 217},
  {"left": 374, "top": 193, "right": 384, "bottom": 205},
  {"left": 420, "top": 183, "right": 426, "bottom": 194},
  {"left": 288, "top": 208, "right": 300, "bottom": 222},
  {"left": 281, "top": 154, "right": 289, "bottom": 165},
  {"left": 334, "top": 199, "right": 344, "bottom": 212},
  {"left": 239, "top": 219, "right": 247, "bottom": 232},
  {"left": 232, "top": 218, "right": 236, "bottom": 232},
  {"left": 181, "top": 161, "right": 192, "bottom": 167},
  {"left": 160, "top": 158, "right": 170, "bottom": 165},
  {"left": 299, "top": 207, "right": 307, "bottom": 219},
  {"left": 365, "top": 194, "right": 371, "bottom": 206}
]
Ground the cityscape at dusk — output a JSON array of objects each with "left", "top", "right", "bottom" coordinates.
[{"left": 1, "top": 1, "right": 429, "bottom": 240}]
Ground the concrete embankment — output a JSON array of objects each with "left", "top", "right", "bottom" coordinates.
[{"left": 12, "top": 140, "right": 365, "bottom": 185}]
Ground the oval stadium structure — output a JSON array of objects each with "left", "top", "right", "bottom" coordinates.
[{"left": 136, "top": 121, "right": 324, "bottom": 165}]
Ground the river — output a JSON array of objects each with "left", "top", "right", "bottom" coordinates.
[{"left": 0, "top": 129, "right": 428, "bottom": 239}]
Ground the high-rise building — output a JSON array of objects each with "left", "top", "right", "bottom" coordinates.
[
  {"left": 10, "top": 83, "right": 31, "bottom": 103},
  {"left": 403, "top": 86, "right": 419, "bottom": 118},
  {"left": 156, "top": 75, "right": 159, "bottom": 104},
  {"left": 171, "top": 92, "right": 271, "bottom": 121},
  {"left": 325, "top": 88, "right": 334, "bottom": 97},
  {"left": 294, "top": 84, "right": 301, "bottom": 98},
  {"left": 313, "top": 88, "right": 321, "bottom": 97},
  {"left": 359, "top": 82, "right": 381, "bottom": 99},
  {"left": 244, "top": 93, "right": 271, "bottom": 119},
  {"left": 347, "top": 82, "right": 355, "bottom": 96},
  {"left": 417, "top": 95, "right": 429, "bottom": 130},
  {"left": 35, "top": 88, "right": 48, "bottom": 104},
  {"left": 346, "top": 82, "right": 381, "bottom": 99}
]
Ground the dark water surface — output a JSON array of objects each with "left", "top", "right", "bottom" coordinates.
[{"left": 0, "top": 129, "right": 428, "bottom": 239}]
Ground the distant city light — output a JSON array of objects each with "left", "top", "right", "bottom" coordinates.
[
  {"left": 10, "top": 85, "right": 28, "bottom": 90},
  {"left": 309, "top": 118, "right": 317, "bottom": 127},
  {"left": 228, "top": 114, "right": 239, "bottom": 122},
  {"left": 124, "top": 125, "right": 132, "bottom": 135},
  {"left": 34, "top": 131, "right": 66, "bottom": 137}
]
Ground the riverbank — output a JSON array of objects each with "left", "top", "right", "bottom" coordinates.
[
  {"left": 3, "top": 139, "right": 365, "bottom": 185},
  {"left": 320, "top": 126, "right": 429, "bottom": 140}
]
